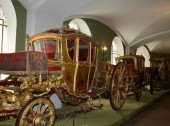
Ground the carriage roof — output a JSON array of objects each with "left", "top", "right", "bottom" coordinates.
[
  {"left": 116, "top": 55, "right": 145, "bottom": 71},
  {"left": 116, "top": 55, "right": 144, "bottom": 60},
  {"left": 29, "top": 27, "right": 97, "bottom": 47}
]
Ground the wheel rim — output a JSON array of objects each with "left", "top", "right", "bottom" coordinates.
[
  {"left": 19, "top": 97, "right": 56, "bottom": 126},
  {"left": 109, "top": 63, "right": 128, "bottom": 110}
]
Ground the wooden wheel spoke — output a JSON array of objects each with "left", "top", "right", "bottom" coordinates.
[
  {"left": 40, "top": 104, "right": 48, "bottom": 114},
  {"left": 37, "top": 103, "right": 43, "bottom": 114},
  {"left": 120, "top": 83, "right": 128, "bottom": 92},
  {"left": 118, "top": 66, "right": 126, "bottom": 81},
  {"left": 43, "top": 113, "right": 51, "bottom": 121},
  {"left": 113, "top": 91, "right": 122, "bottom": 108},
  {"left": 113, "top": 75, "right": 119, "bottom": 84},
  {"left": 115, "top": 89, "right": 120, "bottom": 99},
  {"left": 120, "top": 90, "right": 126, "bottom": 100},
  {"left": 112, "top": 87, "right": 118, "bottom": 98},
  {"left": 28, "top": 109, "right": 36, "bottom": 117},
  {"left": 21, "top": 116, "right": 33, "bottom": 125},
  {"left": 120, "top": 66, "right": 126, "bottom": 81},
  {"left": 41, "top": 113, "right": 54, "bottom": 126},
  {"left": 21, "top": 109, "right": 36, "bottom": 124},
  {"left": 44, "top": 113, "right": 51, "bottom": 118},
  {"left": 112, "top": 85, "right": 117, "bottom": 92}
]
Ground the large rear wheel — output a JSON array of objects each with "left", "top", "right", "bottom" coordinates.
[
  {"left": 109, "top": 62, "right": 129, "bottom": 111},
  {"left": 16, "top": 97, "right": 56, "bottom": 126}
]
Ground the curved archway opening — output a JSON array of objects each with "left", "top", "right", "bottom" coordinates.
[
  {"left": 69, "top": 18, "right": 91, "bottom": 36},
  {"left": 111, "top": 36, "right": 124, "bottom": 65},
  {"left": 0, "top": 0, "right": 16, "bottom": 53},
  {"left": 136, "top": 46, "right": 150, "bottom": 67}
]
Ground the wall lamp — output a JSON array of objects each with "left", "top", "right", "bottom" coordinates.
[{"left": 102, "top": 45, "right": 107, "bottom": 60}]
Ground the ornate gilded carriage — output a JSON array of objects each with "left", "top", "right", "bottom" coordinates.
[
  {"left": 28, "top": 28, "right": 101, "bottom": 105},
  {"left": 0, "top": 28, "right": 102, "bottom": 126}
]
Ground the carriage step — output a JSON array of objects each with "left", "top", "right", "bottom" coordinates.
[
  {"left": 81, "top": 103, "right": 92, "bottom": 112},
  {"left": 81, "top": 102, "right": 103, "bottom": 112},
  {"left": 87, "top": 88, "right": 106, "bottom": 99}
]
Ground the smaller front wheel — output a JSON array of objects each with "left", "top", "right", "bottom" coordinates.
[{"left": 16, "top": 96, "right": 56, "bottom": 126}]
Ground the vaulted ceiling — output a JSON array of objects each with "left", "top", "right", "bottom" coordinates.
[{"left": 18, "top": 0, "right": 170, "bottom": 54}]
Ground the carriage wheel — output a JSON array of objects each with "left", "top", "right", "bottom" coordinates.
[
  {"left": 109, "top": 62, "right": 128, "bottom": 111},
  {"left": 134, "top": 73, "right": 142, "bottom": 101},
  {"left": 134, "top": 83, "right": 142, "bottom": 101},
  {"left": 150, "top": 83, "right": 154, "bottom": 95},
  {"left": 16, "top": 97, "right": 56, "bottom": 126}
]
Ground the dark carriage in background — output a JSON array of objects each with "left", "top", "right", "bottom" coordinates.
[
  {"left": 148, "top": 57, "right": 169, "bottom": 90},
  {"left": 107, "top": 55, "right": 145, "bottom": 110},
  {"left": 108, "top": 54, "right": 168, "bottom": 110},
  {"left": 0, "top": 27, "right": 157, "bottom": 125}
]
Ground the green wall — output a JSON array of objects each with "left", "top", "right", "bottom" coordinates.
[
  {"left": 64, "top": 18, "right": 117, "bottom": 62},
  {"left": 84, "top": 19, "right": 117, "bottom": 62},
  {"left": 11, "top": 0, "right": 27, "bottom": 51}
]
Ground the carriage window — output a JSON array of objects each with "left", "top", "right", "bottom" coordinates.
[
  {"left": 32, "top": 39, "right": 61, "bottom": 60},
  {"left": 67, "top": 38, "right": 76, "bottom": 60},
  {"left": 33, "top": 40, "right": 43, "bottom": 52},
  {"left": 44, "top": 39, "right": 56, "bottom": 59},
  {"left": 79, "top": 39, "right": 89, "bottom": 62}
]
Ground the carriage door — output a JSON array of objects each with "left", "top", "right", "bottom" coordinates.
[
  {"left": 75, "top": 38, "right": 91, "bottom": 91},
  {"left": 63, "top": 38, "right": 77, "bottom": 91}
]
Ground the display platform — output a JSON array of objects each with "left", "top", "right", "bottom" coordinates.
[{"left": 0, "top": 90, "right": 169, "bottom": 126}]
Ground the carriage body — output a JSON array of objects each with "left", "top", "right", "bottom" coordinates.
[
  {"left": 29, "top": 28, "right": 99, "bottom": 93},
  {"left": 108, "top": 55, "right": 145, "bottom": 110},
  {"left": 144, "top": 58, "right": 169, "bottom": 93}
]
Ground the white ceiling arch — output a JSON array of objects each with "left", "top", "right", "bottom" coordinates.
[{"left": 17, "top": 0, "right": 170, "bottom": 54}]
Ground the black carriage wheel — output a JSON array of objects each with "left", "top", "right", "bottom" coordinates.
[
  {"left": 15, "top": 97, "right": 56, "bottom": 126},
  {"left": 150, "top": 79, "right": 154, "bottom": 95},
  {"left": 109, "top": 62, "right": 128, "bottom": 111},
  {"left": 134, "top": 84, "right": 142, "bottom": 101},
  {"left": 134, "top": 73, "right": 142, "bottom": 101}
]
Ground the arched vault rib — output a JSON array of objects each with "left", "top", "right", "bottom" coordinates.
[{"left": 129, "top": 30, "right": 170, "bottom": 49}]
